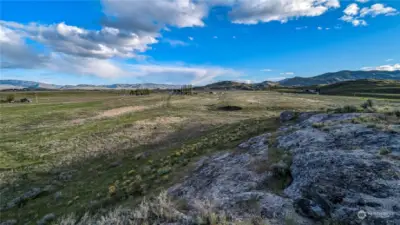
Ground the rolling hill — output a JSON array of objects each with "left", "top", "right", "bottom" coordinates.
[
  {"left": 0, "top": 80, "right": 181, "bottom": 90},
  {"left": 278, "top": 70, "right": 400, "bottom": 86}
]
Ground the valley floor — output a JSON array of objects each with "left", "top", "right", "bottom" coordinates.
[{"left": 0, "top": 91, "right": 399, "bottom": 224}]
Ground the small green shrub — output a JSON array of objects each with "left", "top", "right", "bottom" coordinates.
[
  {"left": 6, "top": 94, "right": 15, "bottom": 103},
  {"left": 379, "top": 147, "right": 391, "bottom": 155},
  {"left": 312, "top": 122, "right": 324, "bottom": 128},
  {"left": 395, "top": 110, "right": 400, "bottom": 118},
  {"left": 334, "top": 105, "right": 358, "bottom": 113},
  {"left": 361, "top": 99, "right": 374, "bottom": 109}
]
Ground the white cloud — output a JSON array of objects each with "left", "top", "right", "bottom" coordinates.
[
  {"left": 228, "top": 0, "right": 340, "bottom": 24},
  {"left": 235, "top": 79, "right": 253, "bottom": 84},
  {"left": 361, "top": 64, "right": 400, "bottom": 72},
  {"left": 280, "top": 72, "right": 294, "bottom": 75},
  {"left": 164, "top": 39, "right": 188, "bottom": 47},
  {"left": 0, "top": 24, "right": 48, "bottom": 68},
  {"left": 355, "top": 0, "right": 368, "bottom": 3},
  {"left": 1, "top": 21, "right": 157, "bottom": 59},
  {"left": 341, "top": 3, "right": 397, "bottom": 27},
  {"left": 101, "top": 0, "right": 207, "bottom": 33},
  {"left": 344, "top": 3, "right": 359, "bottom": 16},
  {"left": 188, "top": 36, "right": 194, "bottom": 41},
  {"left": 360, "top": 4, "right": 398, "bottom": 17},
  {"left": 334, "top": 25, "right": 342, "bottom": 29},
  {"left": 317, "top": 26, "right": 323, "bottom": 30},
  {"left": 295, "top": 26, "right": 308, "bottom": 30},
  {"left": 266, "top": 77, "right": 287, "bottom": 81},
  {"left": 386, "top": 59, "right": 394, "bottom": 62},
  {"left": 260, "top": 69, "right": 272, "bottom": 72},
  {"left": 352, "top": 19, "right": 368, "bottom": 26}
]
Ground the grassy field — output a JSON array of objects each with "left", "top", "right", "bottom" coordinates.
[
  {"left": 274, "top": 79, "right": 400, "bottom": 99},
  {"left": 1, "top": 90, "right": 399, "bottom": 224}
]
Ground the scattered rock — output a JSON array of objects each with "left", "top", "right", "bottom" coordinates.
[
  {"left": 54, "top": 191, "right": 62, "bottom": 201},
  {"left": 2, "top": 188, "right": 44, "bottom": 211},
  {"left": 0, "top": 219, "right": 17, "bottom": 225},
  {"left": 280, "top": 111, "right": 296, "bottom": 122},
  {"left": 56, "top": 170, "right": 76, "bottom": 182},
  {"left": 37, "top": 213, "right": 55, "bottom": 225},
  {"left": 43, "top": 185, "right": 56, "bottom": 193},
  {"left": 134, "top": 152, "right": 149, "bottom": 160},
  {"left": 109, "top": 160, "right": 122, "bottom": 168}
]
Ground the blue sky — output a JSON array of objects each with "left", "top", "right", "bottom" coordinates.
[{"left": 1, "top": 0, "right": 399, "bottom": 85}]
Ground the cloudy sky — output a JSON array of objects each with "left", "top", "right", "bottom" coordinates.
[{"left": 1, "top": 0, "right": 399, "bottom": 85}]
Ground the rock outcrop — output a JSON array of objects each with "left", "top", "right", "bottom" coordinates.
[
  {"left": 278, "top": 113, "right": 400, "bottom": 224},
  {"left": 169, "top": 112, "right": 400, "bottom": 225}
]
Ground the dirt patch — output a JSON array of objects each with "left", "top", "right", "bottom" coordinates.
[
  {"left": 70, "top": 105, "right": 159, "bottom": 125},
  {"left": 218, "top": 106, "right": 243, "bottom": 111},
  {"left": 95, "top": 106, "right": 147, "bottom": 118}
]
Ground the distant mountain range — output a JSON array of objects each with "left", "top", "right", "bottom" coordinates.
[
  {"left": 278, "top": 70, "right": 400, "bottom": 86},
  {"left": 1, "top": 70, "right": 399, "bottom": 90},
  {"left": 0, "top": 80, "right": 182, "bottom": 90}
]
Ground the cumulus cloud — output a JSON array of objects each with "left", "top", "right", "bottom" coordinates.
[
  {"left": 341, "top": 3, "right": 397, "bottom": 27},
  {"left": 360, "top": 4, "right": 398, "bottom": 17},
  {"left": 361, "top": 64, "right": 400, "bottom": 72},
  {"left": 0, "top": 24, "right": 48, "bottom": 68},
  {"left": 344, "top": 3, "right": 359, "bottom": 16},
  {"left": 0, "top": 21, "right": 157, "bottom": 59},
  {"left": 101, "top": 0, "right": 207, "bottom": 34},
  {"left": 228, "top": 0, "right": 340, "bottom": 24}
]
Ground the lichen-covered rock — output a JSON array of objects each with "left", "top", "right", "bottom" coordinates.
[
  {"left": 169, "top": 113, "right": 399, "bottom": 225},
  {"left": 1, "top": 188, "right": 44, "bottom": 211},
  {"left": 169, "top": 133, "right": 311, "bottom": 224},
  {"left": 278, "top": 113, "right": 400, "bottom": 224}
]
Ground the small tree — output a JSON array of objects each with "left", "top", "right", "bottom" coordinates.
[{"left": 6, "top": 94, "right": 15, "bottom": 103}]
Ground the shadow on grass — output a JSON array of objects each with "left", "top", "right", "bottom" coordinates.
[{"left": 1, "top": 117, "right": 280, "bottom": 223}]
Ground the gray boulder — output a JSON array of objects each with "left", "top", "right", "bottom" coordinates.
[{"left": 280, "top": 111, "right": 296, "bottom": 122}]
